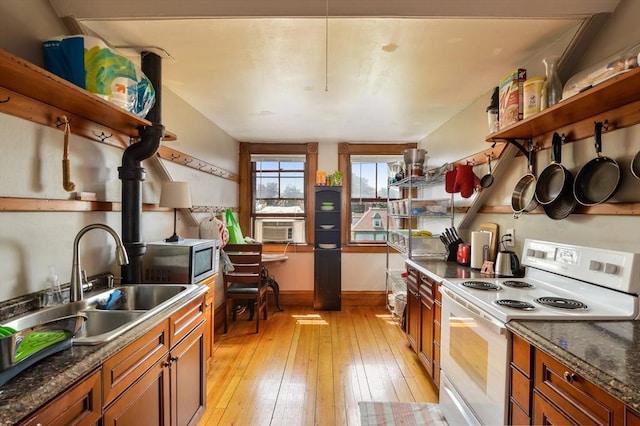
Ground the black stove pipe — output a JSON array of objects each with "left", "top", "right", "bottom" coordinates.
[{"left": 119, "top": 51, "right": 163, "bottom": 283}]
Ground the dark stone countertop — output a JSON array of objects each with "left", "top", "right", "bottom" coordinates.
[
  {"left": 508, "top": 320, "right": 640, "bottom": 412},
  {"left": 0, "top": 285, "right": 208, "bottom": 426},
  {"left": 405, "top": 258, "right": 492, "bottom": 281}
]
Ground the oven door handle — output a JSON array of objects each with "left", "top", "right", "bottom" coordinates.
[{"left": 440, "top": 286, "right": 507, "bottom": 335}]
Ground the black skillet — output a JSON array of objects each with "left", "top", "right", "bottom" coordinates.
[
  {"left": 535, "top": 133, "right": 577, "bottom": 219},
  {"left": 573, "top": 121, "right": 621, "bottom": 206}
]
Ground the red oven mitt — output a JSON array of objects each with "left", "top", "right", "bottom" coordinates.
[
  {"left": 445, "top": 169, "right": 458, "bottom": 193},
  {"left": 453, "top": 164, "right": 479, "bottom": 198}
]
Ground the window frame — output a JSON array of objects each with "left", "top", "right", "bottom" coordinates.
[
  {"left": 239, "top": 142, "right": 318, "bottom": 245},
  {"left": 338, "top": 142, "right": 417, "bottom": 249}
]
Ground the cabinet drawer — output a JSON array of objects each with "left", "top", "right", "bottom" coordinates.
[
  {"left": 533, "top": 389, "right": 574, "bottom": 425},
  {"left": 534, "top": 349, "right": 625, "bottom": 425},
  {"left": 103, "top": 320, "right": 170, "bottom": 407},
  {"left": 170, "top": 296, "right": 206, "bottom": 348},
  {"left": 510, "top": 399, "right": 531, "bottom": 426},
  {"left": 419, "top": 284, "right": 433, "bottom": 306},
  {"left": 21, "top": 369, "right": 102, "bottom": 426}
]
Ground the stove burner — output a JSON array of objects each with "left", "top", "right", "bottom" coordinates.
[
  {"left": 502, "top": 280, "right": 534, "bottom": 289},
  {"left": 535, "top": 297, "right": 588, "bottom": 310},
  {"left": 461, "top": 281, "right": 500, "bottom": 291},
  {"left": 495, "top": 299, "right": 535, "bottom": 310}
]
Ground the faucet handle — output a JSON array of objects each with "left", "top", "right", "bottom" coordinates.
[{"left": 81, "top": 270, "right": 93, "bottom": 292}]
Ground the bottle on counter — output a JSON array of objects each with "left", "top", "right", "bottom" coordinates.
[{"left": 44, "top": 265, "right": 63, "bottom": 306}]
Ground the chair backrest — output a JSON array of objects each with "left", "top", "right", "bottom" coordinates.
[{"left": 223, "top": 243, "right": 263, "bottom": 287}]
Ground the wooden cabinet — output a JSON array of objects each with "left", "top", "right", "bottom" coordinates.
[
  {"left": 195, "top": 274, "right": 216, "bottom": 368},
  {"left": 102, "top": 357, "right": 170, "bottom": 426},
  {"left": 533, "top": 349, "right": 625, "bottom": 426},
  {"left": 169, "top": 320, "right": 206, "bottom": 426},
  {"left": 432, "top": 280, "right": 442, "bottom": 389},
  {"left": 405, "top": 265, "right": 420, "bottom": 353},
  {"left": 404, "top": 265, "right": 442, "bottom": 387},
  {"left": 314, "top": 186, "right": 341, "bottom": 310},
  {"left": 20, "top": 369, "right": 102, "bottom": 426},
  {"left": 104, "top": 296, "right": 206, "bottom": 426},
  {"left": 102, "top": 320, "right": 170, "bottom": 406},
  {"left": 418, "top": 273, "right": 434, "bottom": 375},
  {"left": 510, "top": 332, "right": 632, "bottom": 426}
]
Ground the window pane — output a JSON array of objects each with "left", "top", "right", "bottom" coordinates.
[
  {"left": 349, "top": 154, "right": 404, "bottom": 243},
  {"left": 253, "top": 159, "right": 305, "bottom": 215}
]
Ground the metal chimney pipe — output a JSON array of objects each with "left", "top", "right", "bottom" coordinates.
[{"left": 119, "top": 51, "right": 163, "bottom": 283}]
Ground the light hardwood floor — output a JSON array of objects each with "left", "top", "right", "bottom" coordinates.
[{"left": 199, "top": 305, "right": 439, "bottom": 426}]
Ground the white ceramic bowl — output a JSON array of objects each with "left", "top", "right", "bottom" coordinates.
[
  {"left": 318, "top": 243, "right": 337, "bottom": 249},
  {"left": 320, "top": 224, "right": 334, "bottom": 229},
  {"left": 320, "top": 206, "right": 334, "bottom": 211}
]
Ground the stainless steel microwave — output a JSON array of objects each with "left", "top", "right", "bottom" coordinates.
[{"left": 143, "top": 239, "right": 220, "bottom": 284}]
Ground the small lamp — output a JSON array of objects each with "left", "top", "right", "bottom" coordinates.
[{"left": 159, "top": 181, "right": 192, "bottom": 242}]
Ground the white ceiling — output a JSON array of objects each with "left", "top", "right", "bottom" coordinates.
[{"left": 49, "top": 0, "right": 621, "bottom": 147}]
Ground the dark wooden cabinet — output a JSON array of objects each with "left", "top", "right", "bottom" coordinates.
[
  {"left": 432, "top": 281, "right": 442, "bottom": 389},
  {"left": 20, "top": 369, "right": 102, "bottom": 426},
  {"left": 510, "top": 332, "right": 630, "bottom": 426},
  {"left": 418, "top": 274, "right": 434, "bottom": 373},
  {"left": 405, "top": 266, "right": 420, "bottom": 352},
  {"left": 314, "top": 186, "right": 341, "bottom": 310}
]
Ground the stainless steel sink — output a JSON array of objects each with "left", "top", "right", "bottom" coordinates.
[{"left": 2, "top": 284, "right": 199, "bottom": 345}]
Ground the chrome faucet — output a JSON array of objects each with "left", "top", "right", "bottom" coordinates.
[{"left": 70, "top": 224, "right": 129, "bottom": 302}]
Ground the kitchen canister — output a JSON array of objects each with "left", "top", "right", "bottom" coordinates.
[
  {"left": 470, "top": 231, "right": 491, "bottom": 269},
  {"left": 523, "top": 77, "right": 545, "bottom": 118}
]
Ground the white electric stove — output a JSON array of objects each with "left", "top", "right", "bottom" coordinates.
[{"left": 438, "top": 239, "right": 640, "bottom": 426}]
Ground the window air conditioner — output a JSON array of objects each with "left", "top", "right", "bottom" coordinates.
[{"left": 254, "top": 218, "right": 306, "bottom": 243}]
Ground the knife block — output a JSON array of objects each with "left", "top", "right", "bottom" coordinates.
[{"left": 446, "top": 240, "right": 462, "bottom": 262}]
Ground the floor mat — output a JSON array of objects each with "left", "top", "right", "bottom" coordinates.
[{"left": 358, "top": 401, "right": 448, "bottom": 426}]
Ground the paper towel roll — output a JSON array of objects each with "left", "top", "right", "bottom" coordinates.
[{"left": 471, "top": 231, "right": 491, "bottom": 269}]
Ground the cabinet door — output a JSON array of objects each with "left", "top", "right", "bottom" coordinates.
[
  {"left": 20, "top": 369, "right": 101, "bottom": 426},
  {"left": 418, "top": 284, "right": 434, "bottom": 375},
  {"left": 102, "top": 321, "right": 169, "bottom": 406},
  {"left": 170, "top": 321, "right": 206, "bottom": 426},
  {"left": 102, "top": 357, "right": 171, "bottom": 426},
  {"left": 405, "top": 268, "right": 420, "bottom": 352},
  {"left": 314, "top": 249, "right": 341, "bottom": 310},
  {"left": 204, "top": 291, "right": 214, "bottom": 368}
]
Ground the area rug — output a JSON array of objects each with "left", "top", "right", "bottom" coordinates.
[{"left": 358, "top": 401, "right": 448, "bottom": 426}]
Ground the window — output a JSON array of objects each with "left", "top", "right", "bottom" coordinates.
[
  {"left": 238, "top": 143, "right": 318, "bottom": 244},
  {"left": 253, "top": 156, "right": 305, "bottom": 216},
  {"left": 350, "top": 157, "right": 402, "bottom": 242},
  {"left": 338, "top": 143, "right": 417, "bottom": 245}
]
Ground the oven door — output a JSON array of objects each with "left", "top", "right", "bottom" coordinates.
[{"left": 439, "top": 285, "right": 510, "bottom": 426}]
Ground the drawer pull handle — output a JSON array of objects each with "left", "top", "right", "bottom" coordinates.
[{"left": 564, "top": 371, "right": 577, "bottom": 383}]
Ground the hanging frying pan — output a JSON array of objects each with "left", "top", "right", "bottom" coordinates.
[
  {"left": 631, "top": 149, "right": 640, "bottom": 180},
  {"left": 535, "top": 132, "right": 577, "bottom": 219},
  {"left": 480, "top": 155, "right": 494, "bottom": 188},
  {"left": 511, "top": 142, "right": 538, "bottom": 218},
  {"left": 573, "top": 121, "right": 621, "bottom": 206}
]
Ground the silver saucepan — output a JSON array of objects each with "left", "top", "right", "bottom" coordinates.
[{"left": 511, "top": 143, "right": 538, "bottom": 218}]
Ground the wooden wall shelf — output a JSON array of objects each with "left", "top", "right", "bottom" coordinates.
[
  {"left": 0, "top": 197, "right": 166, "bottom": 212},
  {"left": 487, "top": 67, "right": 640, "bottom": 145},
  {"left": 0, "top": 48, "right": 176, "bottom": 144}
]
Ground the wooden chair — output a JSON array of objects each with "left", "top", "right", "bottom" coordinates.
[{"left": 223, "top": 243, "right": 268, "bottom": 333}]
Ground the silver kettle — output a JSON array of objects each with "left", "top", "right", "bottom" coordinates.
[{"left": 495, "top": 250, "right": 522, "bottom": 277}]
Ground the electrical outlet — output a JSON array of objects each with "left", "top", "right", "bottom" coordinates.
[{"left": 505, "top": 228, "right": 515, "bottom": 247}]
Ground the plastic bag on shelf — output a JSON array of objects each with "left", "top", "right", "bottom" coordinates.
[{"left": 43, "top": 35, "right": 155, "bottom": 118}]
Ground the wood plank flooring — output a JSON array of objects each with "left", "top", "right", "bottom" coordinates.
[{"left": 198, "top": 305, "right": 438, "bottom": 426}]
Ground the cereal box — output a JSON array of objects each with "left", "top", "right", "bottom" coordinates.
[{"left": 498, "top": 68, "right": 526, "bottom": 128}]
